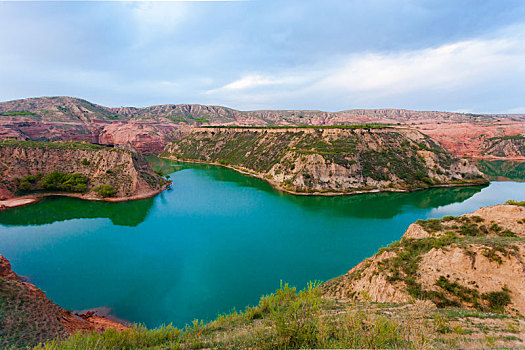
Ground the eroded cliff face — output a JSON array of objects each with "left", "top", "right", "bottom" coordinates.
[
  {"left": 162, "top": 127, "right": 486, "bottom": 194},
  {"left": 322, "top": 204, "right": 525, "bottom": 316},
  {"left": 0, "top": 141, "right": 166, "bottom": 200},
  {"left": 0, "top": 254, "right": 126, "bottom": 348},
  {"left": 481, "top": 135, "right": 525, "bottom": 159},
  {"left": 2, "top": 96, "right": 525, "bottom": 157}
]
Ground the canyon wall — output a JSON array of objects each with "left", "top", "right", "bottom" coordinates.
[
  {"left": 162, "top": 127, "right": 486, "bottom": 194},
  {"left": 0, "top": 141, "right": 166, "bottom": 200},
  {"left": 1, "top": 96, "right": 525, "bottom": 157}
]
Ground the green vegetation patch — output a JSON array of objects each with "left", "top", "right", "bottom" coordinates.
[
  {"left": 506, "top": 199, "right": 525, "bottom": 207},
  {"left": 488, "top": 134, "right": 525, "bottom": 141},
  {"left": 168, "top": 116, "right": 186, "bottom": 123},
  {"left": 40, "top": 282, "right": 417, "bottom": 350},
  {"left": 201, "top": 123, "right": 392, "bottom": 130},
  {"left": 0, "top": 140, "right": 109, "bottom": 151},
  {"left": 94, "top": 184, "right": 117, "bottom": 198},
  {"left": 15, "top": 171, "right": 88, "bottom": 194},
  {"left": 374, "top": 213, "right": 521, "bottom": 312},
  {"left": 0, "top": 111, "right": 37, "bottom": 116}
]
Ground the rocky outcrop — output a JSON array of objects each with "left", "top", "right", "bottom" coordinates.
[
  {"left": 0, "top": 140, "right": 167, "bottom": 201},
  {"left": 481, "top": 135, "right": 525, "bottom": 159},
  {"left": 0, "top": 254, "right": 126, "bottom": 348},
  {"left": 161, "top": 126, "right": 486, "bottom": 194},
  {"left": 323, "top": 204, "right": 525, "bottom": 315}
]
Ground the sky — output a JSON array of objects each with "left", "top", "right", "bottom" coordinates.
[{"left": 1, "top": 0, "right": 525, "bottom": 113}]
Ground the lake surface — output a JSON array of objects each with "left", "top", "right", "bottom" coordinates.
[{"left": 1, "top": 160, "right": 524, "bottom": 328}]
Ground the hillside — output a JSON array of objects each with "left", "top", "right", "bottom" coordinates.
[
  {"left": 1, "top": 96, "right": 525, "bottom": 156},
  {"left": 323, "top": 204, "right": 525, "bottom": 316},
  {"left": 0, "top": 254, "right": 126, "bottom": 349},
  {"left": 481, "top": 134, "right": 525, "bottom": 160},
  {"left": 0, "top": 140, "right": 167, "bottom": 207},
  {"left": 161, "top": 126, "right": 486, "bottom": 194}
]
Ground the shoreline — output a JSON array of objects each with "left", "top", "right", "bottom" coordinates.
[
  {"left": 160, "top": 156, "right": 489, "bottom": 197},
  {"left": 0, "top": 184, "right": 169, "bottom": 211}
]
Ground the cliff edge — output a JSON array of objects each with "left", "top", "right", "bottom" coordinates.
[
  {"left": 0, "top": 140, "right": 167, "bottom": 206},
  {"left": 0, "top": 254, "right": 126, "bottom": 349},
  {"left": 162, "top": 126, "right": 487, "bottom": 195},
  {"left": 322, "top": 204, "right": 525, "bottom": 316}
]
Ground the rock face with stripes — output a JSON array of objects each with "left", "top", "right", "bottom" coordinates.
[{"left": 0, "top": 140, "right": 166, "bottom": 200}]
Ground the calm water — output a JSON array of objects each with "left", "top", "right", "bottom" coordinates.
[{"left": 0, "top": 161, "right": 524, "bottom": 328}]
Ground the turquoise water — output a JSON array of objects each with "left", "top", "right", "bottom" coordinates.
[{"left": 0, "top": 161, "right": 524, "bottom": 328}]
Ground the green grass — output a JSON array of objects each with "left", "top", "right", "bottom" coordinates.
[
  {"left": 38, "top": 282, "right": 422, "bottom": 349},
  {"left": 201, "top": 123, "right": 392, "bottom": 130},
  {"left": 168, "top": 116, "right": 186, "bottom": 123},
  {"left": 506, "top": 199, "right": 525, "bottom": 207},
  {"left": 0, "top": 111, "right": 37, "bottom": 116},
  {"left": 488, "top": 134, "right": 525, "bottom": 141},
  {"left": 0, "top": 140, "right": 110, "bottom": 151}
]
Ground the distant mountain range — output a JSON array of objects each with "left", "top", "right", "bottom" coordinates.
[{"left": 1, "top": 96, "right": 524, "bottom": 155}]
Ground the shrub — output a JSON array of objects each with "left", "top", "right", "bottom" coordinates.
[
  {"left": 416, "top": 218, "right": 442, "bottom": 232},
  {"left": 482, "top": 287, "right": 511, "bottom": 313},
  {"left": 40, "top": 171, "right": 88, "bottom": 193},
  {"left": 459, "top": 223, "right": 481, "bottom": 236},
  {"left": 94, "top": 184, "right": 117, "bottom": 198},
  {"left": 81, "top": 158, "right": 90, "bottom": 165},
  {"left": 506, "top": 199, "right": 525, "bottom": 207},
  {"left": 17, "top": 171, "right": 88, "bottom": 193}
]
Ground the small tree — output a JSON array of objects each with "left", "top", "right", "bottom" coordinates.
[{"left": 94, "top": 184, "right": 117, "bottom": 198}]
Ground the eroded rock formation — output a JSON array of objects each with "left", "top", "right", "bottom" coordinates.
[
  {"left": 323, "top": 204, "right": 525, "bottom": 315},
  {"left": 162, "top": 127, "right": 486, "bottom": 194}
]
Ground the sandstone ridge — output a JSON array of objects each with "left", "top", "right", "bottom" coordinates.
[{"left": 323, "top": 204, "right": 525, "bottom": 316}]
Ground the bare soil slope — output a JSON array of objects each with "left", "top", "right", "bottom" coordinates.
[{"left": 323, "top": 204, "right": 525, "bottom": 316}]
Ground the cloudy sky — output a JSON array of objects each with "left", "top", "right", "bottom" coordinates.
[{"left": 1, "top": 0, "right": 525, "bottom": 113}]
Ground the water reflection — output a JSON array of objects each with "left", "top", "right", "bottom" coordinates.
[
  {"left": 181, "top": 161, "right": 485, "bottom": 219},
  {"left": 477, "top": 159, "right": 525, "bottom": 181},
  {"left": 0, "top": 159, "right": 486, "bottom": 227},
  {"left": 0, "top": 196, "right": 155, "bottom": 227}
]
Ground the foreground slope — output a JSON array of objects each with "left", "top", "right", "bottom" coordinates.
[
  {"left": 162, "top": 126, "right": 486, "bottom": 194},
  {"left": 323, "top": 204, "right": 525, "bottom": 316},
  {"left": 0, "top": 255, "right": 126, "bottom": 349},
  {"left": 0, "top": 140, "right": 167, "bottom": 205}
]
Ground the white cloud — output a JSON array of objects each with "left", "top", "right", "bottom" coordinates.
[
  {"left": 315, "top": 37, "right": 522, "bottom": 94},
  {"left": 207, "top": 24, "right": 525, "bottom": 111}
]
